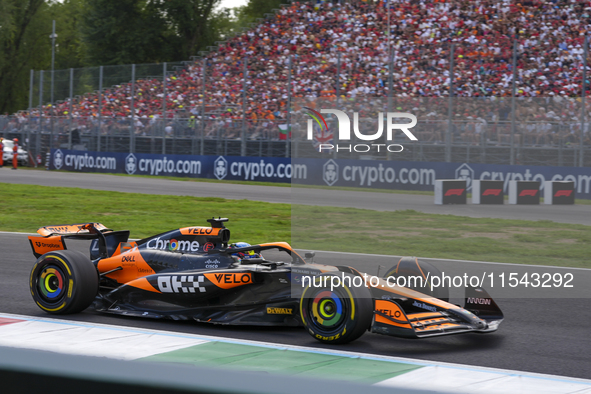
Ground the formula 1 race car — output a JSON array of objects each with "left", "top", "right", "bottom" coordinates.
[{"left": 28, "top": 219, "right": 503, "bottom": 344}]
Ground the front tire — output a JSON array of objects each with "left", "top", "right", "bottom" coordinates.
[
  {"left": 30, "top": 250, "right": 98, "bottom": 314},
  {"left": 300, "top": 272, "right": 373, "bottom": 344}
]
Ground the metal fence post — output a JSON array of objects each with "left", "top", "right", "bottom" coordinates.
[
  {"left": 162, "top": 62, "right": 167, "bottom": 154},
  {"left": 581, "top": 35, "right": 588, "bottom": 167},
  {"left": 241, "top": 57, "right": 247, "bottom": 157},
  {"left": 201, "top": 58, "right": 206, "bottom": 156},
  {"left": 446, "top": 44, "right": 454, "bottom": 162},
  {"left": 510, "top": 37, "right": 518, "bottom": 165},
  {"left": 387, "top": 0, "right": 393, "bottom": 113},
  {"left": 387, "top": 50, "right": 394, "bottom": 161},
  {"left": 50, "top": 20, "right": 56, "bottom": 147},
  {"left": 38, "top": 70, "right": 44, "bottom": 158},
  {"left": 333, "top": 52, "right": 341, "bottom": 160},
  {"left": 98, "top": 66, "right": 103, "bottom": 152},
  {"left": 28, "top": 69, "right": 34, "bottom": 157},
  {"left": 68, "top": 68, "right": 73, "bottom": 149},
  {"left": 130, "top": 64, "right": 135, "bottom": 153},
  {"left": 286, "top": 55, "right": 292, "bottom": 158}
]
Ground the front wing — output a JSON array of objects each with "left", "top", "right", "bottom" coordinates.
[{"left": 372, "top": 299, "right": 502, "bottom": 338}]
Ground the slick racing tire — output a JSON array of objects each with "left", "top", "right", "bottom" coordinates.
[
  {"left": 383, "top": 257, "right": 449, "bottom": 302},
  {"left": 30, "top": 250, "right": 99, "bottom": 314},
  {"left": 300, "top": 272, "right": 373, "bottom": 344}
]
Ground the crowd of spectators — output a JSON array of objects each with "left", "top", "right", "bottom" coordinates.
[{"left": 14, "top": 0, "right": 591, "bottom": 145}]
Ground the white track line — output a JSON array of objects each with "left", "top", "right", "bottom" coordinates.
[{"left": 1, "top": 312, "right": 590, "bottom": 391}]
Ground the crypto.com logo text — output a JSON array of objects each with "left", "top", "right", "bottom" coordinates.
[{"left": 305, "top": 107, "right": 418, "bottom": 153}]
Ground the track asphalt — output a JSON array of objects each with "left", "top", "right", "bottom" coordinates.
[{"left": 0, "top": 170, "right": 589, "bottom": 380}]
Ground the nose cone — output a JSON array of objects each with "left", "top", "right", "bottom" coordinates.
[{"left": 473, "top": 319, "right": 487, "bottom": 330}]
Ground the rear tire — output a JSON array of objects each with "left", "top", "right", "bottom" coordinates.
[
  {"left": 300, "top": 272, "right": 373, "bottom": 344},
  {"left": 30, "top": 250, "right": 98, "bottom": 314},
  {"left": 383, "top": 257, "right": 449, "bottom": 302}
]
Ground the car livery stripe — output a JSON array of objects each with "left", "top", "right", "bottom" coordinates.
[{"left": 125, "top": 277, "right": 161, "bottom": 293}]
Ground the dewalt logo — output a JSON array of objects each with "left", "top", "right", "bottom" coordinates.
[{"left": 266, "top": 307, "right": 293, "bottom": 315}]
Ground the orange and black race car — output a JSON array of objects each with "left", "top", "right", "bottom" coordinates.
[{"left": 28, "top": 218, "right": 503, "bottom": 344}]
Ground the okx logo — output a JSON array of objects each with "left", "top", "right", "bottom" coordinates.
[
  {"left": 304, "top": 107, "right": 417, "bottom": 153},
  {"left": 323, "top": 159, "right": 339, "bottom": 186},
  {"left": 53, "top": 149, "right": 64, "bottom": 170},
  {"left": 125, "top": 153, "right": 137, "bottom": 175},
  {"left": 214, "top": 156, "right": 228, "bottom": 180}
]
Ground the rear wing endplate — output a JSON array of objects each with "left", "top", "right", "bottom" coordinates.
[{"left": 29, "top": 223, "right": 128, "bottom": 259}]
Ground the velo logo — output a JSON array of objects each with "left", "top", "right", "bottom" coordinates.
[{"left": 304, "top": 107, "right": 418, "bottom": 153}]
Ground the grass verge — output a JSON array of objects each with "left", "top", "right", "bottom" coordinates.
[{"left": 1, "top": 183, "right": 589, "bottom": 268}]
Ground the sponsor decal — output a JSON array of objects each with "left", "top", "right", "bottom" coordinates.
[
  {"left": 267, "top": 307, "right": 293, "bottom": 315},
  {"left": 455, "top": 163, "right": 474, "bottom": 190},
  {"left": 53, "top": 149, "right": 64, "bottom": 170},
  {"left": 44, "top": 225, "right": 83, "bottom": 234},
  {"left": 146, "top": 237, "right": 200, "bottom": 252},
  {"left": 204, "top": 259, "right": 220, "bottom": 269},
  {"left": 377, "top": 308, "right": 402, "bottom": 319},
  {"left": 186, "top": 227, "right": 215, "bottom": 235},
  {"left": 292, "top": 268, "right": 320, "bottom": 276},
  {"left": 35, "top": 242, "right": 61, "bottom": 249},
  {"left": 323, "top": 159, "right": 339, "bottom": 186},
  {"left": 444, "top": 188, "right": 465, "bottom": 196},
  {"left": 554, "top": 190, "right": 573, "bottom": 197},
  {"left": 483, "top": 189, "right": 502, "bottom": 196},
  {"left": 312, "top": 328, "right": 346, "bottom": 341},
  {"left": 205, "top": 272, "right": 253, "bottom": 289},
  {"left": 138, "top": 157, "right": 201, "bottom": 176},
  {"left": 466, "top": 297, "right": 491, "bottom": 305},
  {"left": 214, "top": 156, "right": 228, "bottom": 180},
  {"left": 412, "top": 301, "right": 437, "bottom": 312},
  {"left": 122, "top": 255, "right": 135, "bottom": 263},
  {"left": 157, "top": 275, "right": 205, "bottom": 293},
  {"left": 203, "top": 242, "right": 215, "bottom": 252},
  {"left": 519, "top": 189, "right": 538, "bottom": 197},
  {"left": 125, "top": 153, "right": 137, "bottom": 175},
  {"left": 138, "top": 268, "right": 152, "bottom": 274}
]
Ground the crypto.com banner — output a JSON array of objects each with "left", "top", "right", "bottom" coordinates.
[
  {"left": 49, "top": 149, "right": 591, "bottom": 199},
  {"left": 292, "top": 158, "right": 591, "bottom": 199},
  {"left": 48, "top": 149, "right": 293, "bottom": 183}
]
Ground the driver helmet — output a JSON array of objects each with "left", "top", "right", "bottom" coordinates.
[{"left": 230, "top": 242, "right": 259, "bottom": 259}]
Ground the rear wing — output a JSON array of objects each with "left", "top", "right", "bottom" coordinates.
[
  {"left": 29, "top": 223, "right": 129, "bottom": 259},
  {"left": 35, "top": 223, "right": 111, "bottom": 237}
]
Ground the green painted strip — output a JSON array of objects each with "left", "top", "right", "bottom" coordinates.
[{"left": 141, "top": 342, "right": 422, "bottom": 384}]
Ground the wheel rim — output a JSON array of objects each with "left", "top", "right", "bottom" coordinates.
[
  {"left": 38, "top": 263, "right": 67, "bottom": 303},
  {"left": 309, "top": 290, "right": 346, "bottom": 330}
]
